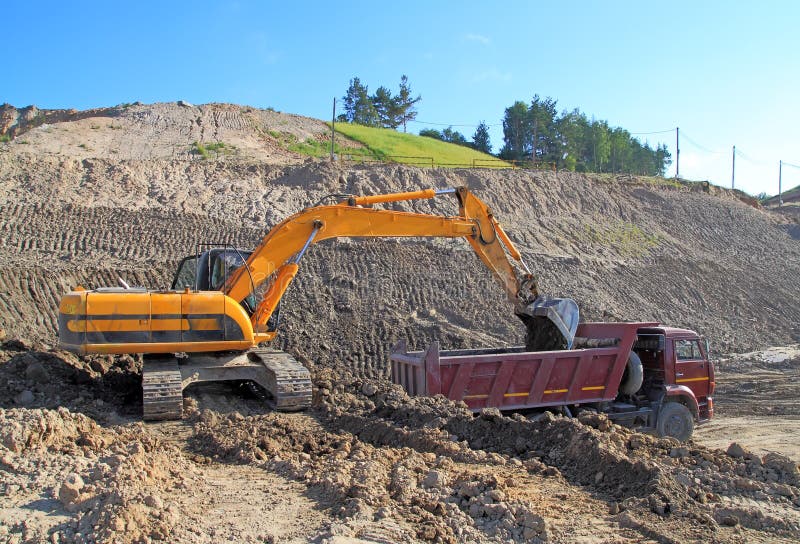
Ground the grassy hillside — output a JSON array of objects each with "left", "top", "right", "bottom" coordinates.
[{"left": 331, "top": 122, "right": 508, "bottom": 167}]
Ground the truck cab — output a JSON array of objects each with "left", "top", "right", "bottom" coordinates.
[{"left": 635, "top": 326, "right": 715, "bottom": 439}]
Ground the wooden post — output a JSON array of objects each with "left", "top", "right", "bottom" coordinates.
[
  {"left": 675, "top": 127, "right": 680, "bottom": 179},
  {"left": 731, "top": 145, "right": 735, "bottom": 189},
  {"left": 779, "top": 160, "right": 783, "bottom": 206}
]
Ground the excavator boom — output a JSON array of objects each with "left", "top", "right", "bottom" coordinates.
[{"left": 59, "top": 186, "right": 547, "bottom": 355}]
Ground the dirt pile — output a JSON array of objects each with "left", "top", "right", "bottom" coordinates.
[
  {"left": 0, "top": 405, "right": 193, "bottom": 544},
  {"left": 186, "top": 367, "right": 800, "bottom": 543}
]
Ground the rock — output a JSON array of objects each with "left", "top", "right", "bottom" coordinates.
[
  {"left": 25, "top": 360, "right": 49, "bottom": 383},
  {"left": 58, "top": 474, "right": 84, "bottom": 505},
  {"left": 609, "top": 502, "right": 620, "bottom": 515},
  {"left": 530, "top": 411, "right": 555, "bottom": 423},
  {"left": 422, "top": 470, "right": 446, "bottom": 489},
  {"left": 458, "top": 482, "right": 482, "bottom": 497},
  {"left": 726, "top": 442, "right": 749, "bottom": 458},
  {"left": 628, "top": 435, "right": 647, "bottom": 450},
  {"left": 4, "top": 338, "right": 30, "bottom": 350},
  {"left": 480, "top": 407, "right": 502, "bottom": 421},
  {"left": 14, "top": 390, "right": 34, "bottom": 406},
  {"left": 670, "top": 447, "right": 690, "bottom": 458},
  {"left": 578, "top": 412, "right": 612, "bottom": 431},
  {"left": 177, "top": 100, "right": 193, "bottom": 107},
  {"left": 0, "top": 328, "right": 6, "bottom": 342},
  {"left": 720, "top": 515, "right": 739, "bottom": 527},
  {"left": 360, "top": 382, "right": 377, "bottom": 397},
  {"left": 89, "top": 360, "right": 107, "bottom": 373},
  {"left": 144, "top": 494, "right": 164, "bottom": 509},
  {"left": 763, "top": 452, "right": 799, "bottom": 480}
]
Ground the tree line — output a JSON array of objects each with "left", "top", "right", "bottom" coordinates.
[
  {"left": 339, "top": 75, "right": 420, "bottom": 132},
  {"left": 339, "top": 79, "right": 671, "bottom": 176},
  {"left": 498, "top": 96, "right": 671, "bottom": 176}
]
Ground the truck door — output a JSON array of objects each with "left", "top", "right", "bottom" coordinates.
[{"left": 673, "top": 338, "right": 710, "bottom": 399}]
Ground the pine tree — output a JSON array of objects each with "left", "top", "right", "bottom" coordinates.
[
  {"left": 471, "top": 121, "right": 492, "bottom": 154},
  {"left": 342, "top": 77, "right": 378, "bottom": 126},
  {"left": 372, "top": 86, "right": 398, "bottom": 128},
  {"left": 500, "top": 101, "right": 531, "bottom": 161},
  {"left": 396, "top": 75, "right": 421, "bottom": 132}
]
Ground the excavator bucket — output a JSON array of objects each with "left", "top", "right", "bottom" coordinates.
[{"left": 518, "top": 296, "right": 580, "bottom": 351}]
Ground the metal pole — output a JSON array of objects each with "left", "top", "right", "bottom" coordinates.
[
  {"left": 330, "top": 98, "right": 336, "bottom": 161},
  {"left": 731, "top": 145, "right": 735, "bottom": 189},
  {"left": 779, "top": 160, "right": 783, "bottom": 206},
  {"left": 675, "top": 127, "right": 680, "bottom": 179}
]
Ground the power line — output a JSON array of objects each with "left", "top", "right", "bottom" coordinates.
[
  {"left": 734, "top": 148, "right": 768, "bottom": 166},
  {"left": 629, "top": 129, "right": 675, "bottom": 135},
  {"left": 680, "top": 131, "right": 726, "bottom": 154},
  {"left": 409, "top": 119, "right": 502, "bottom": 128},
  {"left": 783, "top": 161, "right": 800, "bottom": 169}
]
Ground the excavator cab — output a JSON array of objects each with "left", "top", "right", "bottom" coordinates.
[{"left": 170, "top": 248, "right": 274, "bottom": 329}]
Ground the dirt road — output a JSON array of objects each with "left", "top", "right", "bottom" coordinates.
[{"left": 695, "top": 346, "right": 800, "bottom": 462}]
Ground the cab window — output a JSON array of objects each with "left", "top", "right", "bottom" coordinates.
[
  {"left": 675, "top": 339, "right": 701, "bottom": 360},
  {"left": 172, "top": 256, "right": 198, "bottom": 290}
]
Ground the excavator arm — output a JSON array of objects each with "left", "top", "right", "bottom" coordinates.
[
  {"left": 59, "top": 186, "right": 577, "bottom": 356},
  {"left": 223, "top": 187, "right": 539, "bottom": 334}
]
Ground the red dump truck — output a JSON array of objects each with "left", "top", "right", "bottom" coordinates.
[{"left": 390, "top": 322, "right": 714, "bottom": 441}]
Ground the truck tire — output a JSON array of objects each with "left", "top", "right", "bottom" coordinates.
[
  {"left": 619, "top": 352, "right": 644, "bottom": 395},
  {"left": 656, "top": 402, "right": 694, "bottom": 442}
]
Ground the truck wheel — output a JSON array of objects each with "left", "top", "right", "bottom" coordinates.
[
  {"left": 656, "top": 402, "right": 694, "bottom": 442},
  {"left": 619, "top": 352, "right": 643, "bottom": 395}
]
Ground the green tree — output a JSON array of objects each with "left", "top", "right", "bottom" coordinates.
[
  {"left": 372, "top": 86, "right": 399, "bottom": 128},
  {"left": 500, "top": 101, "right": 531, "bottom": 161},
  {"left": 471, "top": 121, "right": 492, "bottom": 154},
  {"left": 419, "top": 128, "right": 442, "bottom": 139},
  {"left": 529, "top": 95, "right": 558, "bottom": 163},
  {"left": 395, "top": 75, "right": 421, "bottom": 132},
  {"left": 610, "top": 127, "right": 632, "bottom": 173},
  {"left": 342, "top": 77, "right": 379, "bottom": 126},
  {"left": 441, "top": 126, "right": 469, "bottom": 146},
  {"left": 589, "top": 119, "right": 611, "bottom": 172},
  {"left": 554, "top": 109, "right": 586, "bottom": 171},
  {"left": 655, "top": 144, "right": 672, "bottom": 176}
]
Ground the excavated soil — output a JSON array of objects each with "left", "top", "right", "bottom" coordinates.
[{"left": 1, "top": 103, "right": 799, "bottom": 543}]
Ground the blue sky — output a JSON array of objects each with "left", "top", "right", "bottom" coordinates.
[{"left": 6, "top": 1, "right": 800, "bottom": 195}]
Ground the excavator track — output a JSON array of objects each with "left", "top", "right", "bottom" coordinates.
[
  {"left": 142, "top": 359, "right": 183, "bottom": 421},
  {"left": 247, "top": 348, "right": 312, "bottom": 411}
]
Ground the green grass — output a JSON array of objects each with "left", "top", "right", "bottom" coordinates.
[
  {"left": 584, "top": 221, "right": 659, "bottom": 256},
  {"left": 287, "top": 137, "right": 374, "bottom": 159},
  {"left": 330, "top": 123, "right": 508, "bottom": 168},
  {"left": 192, "top": 141, "right": 234, "bottom": 159}
]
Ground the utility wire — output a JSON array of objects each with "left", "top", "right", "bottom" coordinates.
[
  {"left": 409, "top": 119, "right": 502, "bottom": 127},
  {"left": 680, "top": 131, "right": 726, "bottom": 154},
  {"left": 783, "top": 161, "right": 800, "bottom": 169},
  {"left": 629, "top": 129, "right": 675, "bottom": 135},
  {"left": 734, "top": 148, "right": 768, "bottom": 166}
]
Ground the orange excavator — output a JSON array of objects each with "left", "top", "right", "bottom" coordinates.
[{"left": 58, "top": 186, "right": 578, "bottom": 419}]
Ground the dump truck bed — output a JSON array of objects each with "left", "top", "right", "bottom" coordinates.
[{"left": 390, "top": 322, "right": 657, "bottom": 411}]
